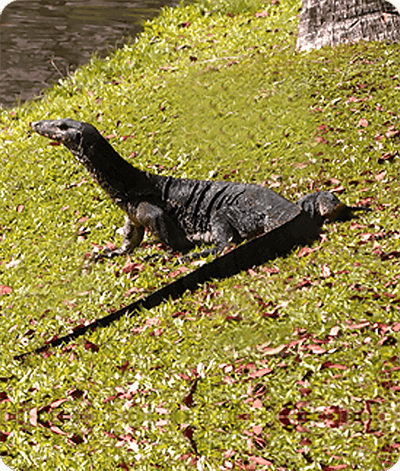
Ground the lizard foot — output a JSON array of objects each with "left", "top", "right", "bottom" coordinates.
[
  {"left": 90, "top": 247, "right": 126, "bottom": 262},
  {"left": 143, "top": 253, "right": 163, "bottom": 263},
  {"left": 175, "top": 247, "right": 219, "bottom": 265}
]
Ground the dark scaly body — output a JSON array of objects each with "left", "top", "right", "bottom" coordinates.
[
  {"left": 19, "top": 118, "right": 369, "bottom": 358},
  {"left": 31, "top": 119, "right": 308, "bottom": 259}
]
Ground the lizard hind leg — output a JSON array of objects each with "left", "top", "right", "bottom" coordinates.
[{"left": 177, "top": 211, "right": 239, "bottom": 264}]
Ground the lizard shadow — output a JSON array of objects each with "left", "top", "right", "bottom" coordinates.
[{"left": 15, "top": 214, "right": 319, "bottom": 359}]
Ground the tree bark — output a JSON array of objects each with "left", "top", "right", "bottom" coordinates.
[{"left": 297, "top": 0, "right": 400, "bottom": 51}]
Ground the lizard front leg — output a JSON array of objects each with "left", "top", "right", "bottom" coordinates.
[
  {"left": 93, "top": 215, "right": 145, "bottom": 261},
  {"left": 136, "top": 201, "right": 195, "bottom": 253}
]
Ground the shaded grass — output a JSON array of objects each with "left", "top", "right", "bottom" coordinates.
[{"left": 0, "top": 0, "right": 399, "bottom": 469}]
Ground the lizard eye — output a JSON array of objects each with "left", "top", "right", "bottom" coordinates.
[{"left": 58, "top": 122, "right": 69, "bottom": 131}]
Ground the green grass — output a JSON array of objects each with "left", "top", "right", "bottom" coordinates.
[{"left": 1, "top": 0, "right": 400, "bottom": 469}]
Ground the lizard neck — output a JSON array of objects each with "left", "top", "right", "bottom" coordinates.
[{"left": 71, "top": 134, "right": 148, "bottom": 209}]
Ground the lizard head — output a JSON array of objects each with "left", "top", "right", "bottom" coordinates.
[
  {"left": 31, "top": 118, "right": 101, "bottom": 156},
  {"left": 297, "top": 191, "right": 370, "bottom": 227}
]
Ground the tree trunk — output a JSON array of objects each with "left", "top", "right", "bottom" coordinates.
[{"left": 297, "top": 0, "right": 400, "bottom": 51}]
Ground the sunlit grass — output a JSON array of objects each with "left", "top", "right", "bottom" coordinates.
[{"left": 0, "top": 0, "right": 399, "bottom": 469}]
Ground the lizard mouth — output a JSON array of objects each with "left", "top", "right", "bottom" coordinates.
[
  {"left": 323, "top": 202, "right": 347, "bottom": 222},
  {"left": 31, "top": 120, "right": 68, "bottom": 142},
  {"left": 323, "top": 202, "right": 370, "bottom": 222}
]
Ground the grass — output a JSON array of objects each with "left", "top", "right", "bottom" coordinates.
[{"left": 0, "top": 0, "right": 400, "bottom": 469}]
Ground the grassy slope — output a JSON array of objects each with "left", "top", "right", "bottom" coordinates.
[{"left": 0, "top": 0, "right": 399, "bottom": 469}]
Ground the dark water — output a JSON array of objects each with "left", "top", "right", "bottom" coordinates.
[{"left": 0, "top": 0, "right": 183, "bottom": 108}]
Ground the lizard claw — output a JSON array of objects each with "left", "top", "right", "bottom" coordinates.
[
  {"left": 89, "top": 251, "right": 106, "bottom": 263},
  {"left": 175, "top": 254, "right": 190, "bottom": 265},
  {"left": 143, "top": 253, "right": 162, "bottom": 263},
  {"left": 175, "top": 247, "right": 219, "bottom": 265},
  {"left": 90, "top": 247, "right": 123, "bottom": 262}
]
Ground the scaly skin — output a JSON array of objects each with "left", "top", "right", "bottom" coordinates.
[
  {"left": 18, "top": 118, "right": 369, "bottom": 357},
  {"left": 31, "top": 118, "right": 365, "bottom": 260}
]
